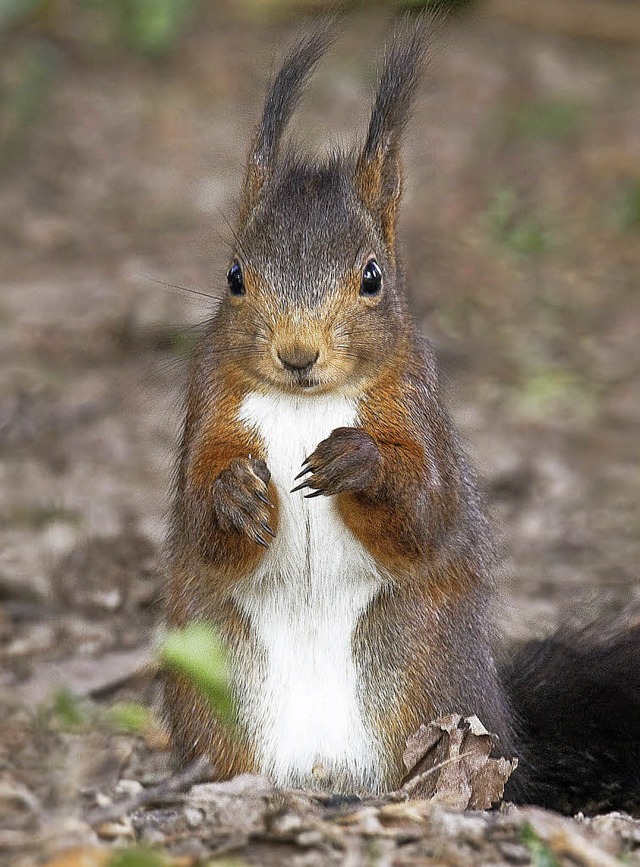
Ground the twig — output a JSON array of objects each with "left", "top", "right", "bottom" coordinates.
[
  {"left": 87, "top": 756, "right": 214, "bottom": 828},
  {"left": 400, "top": 750, "right": 476, "bottom": 798}
]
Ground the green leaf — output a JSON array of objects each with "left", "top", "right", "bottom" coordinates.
[
  {"left": 102, "top": 701, "right": 152, "bottom": 734},
  {"left": 118, "top": 0, "right": 196, "bottom": 56},
  {"left": 49, "top": 687, "right": 89, "bottom": 731},
  {"left": 161, "top": 622, "right": 236, "bottom": 728}
]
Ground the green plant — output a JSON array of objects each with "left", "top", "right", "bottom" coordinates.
[
  {"left": 520, "top": 823, "right": 560, "bottom": 867},
  {"left": 49, "top": 687, "right": 91, "bottom": 731},
  {"left": 42, "top": 688, "right": 155, "bottom": 737},
  {"left": 102, "top": 701, "right": 152, "bottom": 734},
  {"left": 161, "top": 622, "right": 236, "bottom": 728},
  {"left": 108, "top": 848, "right": 168, "bottom": 867},
  {"left": 109, "top": 0, "right": 198, "bottom": 57},
  {"left": 0, "top": 0, "right": 200, "bottom": 161}
]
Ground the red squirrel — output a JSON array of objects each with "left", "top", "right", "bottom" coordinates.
[{"left": 165, "top": 19, "right": 640, "bottom": 813}]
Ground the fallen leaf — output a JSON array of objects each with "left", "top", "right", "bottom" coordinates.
[{"left": 401, "top": 714, "right": 517, "bottom": 810}]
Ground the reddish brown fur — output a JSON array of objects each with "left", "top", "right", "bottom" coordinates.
[
  {"left": 164, "top": 20, "right": 514, "bottom": 790},
  {"left": 354, "top": 148, "right": 403, "bottom": 254},
  {"left": 165, "top": 355, "right": 278, "bottom": 777},
  {"left": 163, "top": 21, "right": 640, "bottom": 814},
  {"left": 164, "top": 592, "right": 257, "bottom": 776},
  {"left": 171, "top": 357, "right": 280, "bottom": 587}
]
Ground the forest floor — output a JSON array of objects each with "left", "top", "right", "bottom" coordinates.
[{"left": 1, "top": 4, "right": 639, "bottom": 865}]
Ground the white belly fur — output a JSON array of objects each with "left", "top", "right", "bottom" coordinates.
[{"left": 233, "top": 391, "right": 385, "bottom": 791}]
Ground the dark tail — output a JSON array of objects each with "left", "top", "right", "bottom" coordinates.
[{"left": 502, "top": 620, "right": 640, "bottom": 814}]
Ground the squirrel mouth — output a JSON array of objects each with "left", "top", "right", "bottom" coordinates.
[
  {"left": 285, "top": 369, "right": 323, "bottom": 391},
  {"left": 295, "top": 375, "right": 318, "bottom": 389}
]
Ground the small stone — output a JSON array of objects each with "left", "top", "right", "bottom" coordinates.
[
  {"left": 357, "top": 808, "right": 384, "bottom": 835},
  {"left": 297, "top": 830, "right": 326, "bottom": 847},
  {"left": 499, "top": 841, "right": 531, "bottom": 863},
  {"left": 269, "top": 811, "right": 303, "bottom": 836},
  {"left": 140, "top": 826, "right": 167, "bottom": 845},
  {"left": 184, "top": 806, "right": 204, "bottom": 829},
  {"left": 94, "top": 793, "right": 112, "bottom": 808},
  {"left": 115, "top": 779, "right": 143, "bottom": 796},
  {"left": 95, "top": 819, "right": 134, "bottom": 841}
]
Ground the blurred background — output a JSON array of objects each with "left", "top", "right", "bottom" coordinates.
[{"left": 0, "top": 0, "right": 639, "bottom": 848}]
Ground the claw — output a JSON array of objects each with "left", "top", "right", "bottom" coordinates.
[
  {"left": 255, "top": 491, "right": 272, "bottom": 507},
  {"left": 261, "top": 522, "right": 276, "bottom": 538},
  {"left": 294, "top": 466, "right": 314, "bottom": 481},
  {"left": 290, "top": 481, "right": 310, "bottom": 494},
  {"left": 304, "top": 490, "right": 325, "bottom": 499},
  {"left": 302, "top": 454, "right": 313, "bottom": 466},
  {"left": 252, "top": 531, "right": 269, "bottom": 548}
]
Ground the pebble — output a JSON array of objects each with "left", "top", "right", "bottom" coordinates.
[{"left": 184, "top": 806, "right": 204, "bottom": 829}]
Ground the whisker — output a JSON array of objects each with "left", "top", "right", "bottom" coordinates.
[
  {"left": 205, "top": 345, "right": 267, "bottom": 358},
  {"left": 136, "top": 273, "right": 221, "bottom": 303},
  {"left": 251, "top": 309, "right": 274, "bottom": 338},
  {"left": 213, "top": 229, "right": 235, "bottom": 256},
  {"left": 217, "top": 210, "right": 251, "bottom": 264}
]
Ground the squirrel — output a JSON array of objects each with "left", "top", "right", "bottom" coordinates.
[{"left": 164, "top": 19, "right": 640, "bottom": 813}]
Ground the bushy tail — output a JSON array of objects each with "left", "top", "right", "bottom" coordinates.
[{"left": 502, "top": 620, "right": 640, "bottom": 814}]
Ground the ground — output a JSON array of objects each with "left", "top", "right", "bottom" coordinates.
[{"left": 1, "top": 4, "right": 639, "bottom": 865}]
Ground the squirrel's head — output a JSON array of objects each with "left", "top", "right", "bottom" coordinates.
[{"left": 216, "top": 20, "right": 431, "bottom": 395}]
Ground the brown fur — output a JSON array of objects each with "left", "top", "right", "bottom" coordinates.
[
  {"left": 164, "top": 18, "right": 514, "bottom": 789},
  {"left": 162, "top": 19, "right": 640, "bottom": 814},
  {"left": 164, "top": 592, "right": 257, "bottom": 776}
]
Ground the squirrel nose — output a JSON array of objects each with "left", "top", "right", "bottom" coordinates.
[{"left": 277, "top": 345, "right": 319, "bottom": 375}]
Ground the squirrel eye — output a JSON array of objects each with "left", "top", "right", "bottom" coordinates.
[
  {"left": 227, "top": 261, "right": 245, "bottom": 296},
  {"left": 360, "top": 259, "right": 382, "bottom": 296}
]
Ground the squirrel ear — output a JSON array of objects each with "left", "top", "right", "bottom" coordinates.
[
  {"left": 355, "top": 15, "right": 434, "bottom": 252},
  {"left": 238, "top": 24, "right": 335, "bottom": 225}
]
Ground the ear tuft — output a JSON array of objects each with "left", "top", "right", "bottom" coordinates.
[
  {"left": 356, "top": 14, "right": 437, "bottom": 251},
  {"left": 239, "top": 23, "right": 335, "bottom": 224}
]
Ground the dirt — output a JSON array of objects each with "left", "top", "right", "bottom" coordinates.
[{"left": 1, "top": 5, "right": 639, "bottom": 865}]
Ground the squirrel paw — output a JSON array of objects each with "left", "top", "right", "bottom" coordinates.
[
  {"left": 292, "top": 427, "right": 381, "bottom": 498},
  {"left": 212, "top": 457, "right": 275, "bottom": 547}
]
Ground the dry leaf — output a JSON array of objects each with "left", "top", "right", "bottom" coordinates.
[{"left": 401, "top": 714, "right": 517, "bottom": 810}]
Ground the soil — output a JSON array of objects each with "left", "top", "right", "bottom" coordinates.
[{"left": 1, "top": 5, "right": 639, "bottom": 865}]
